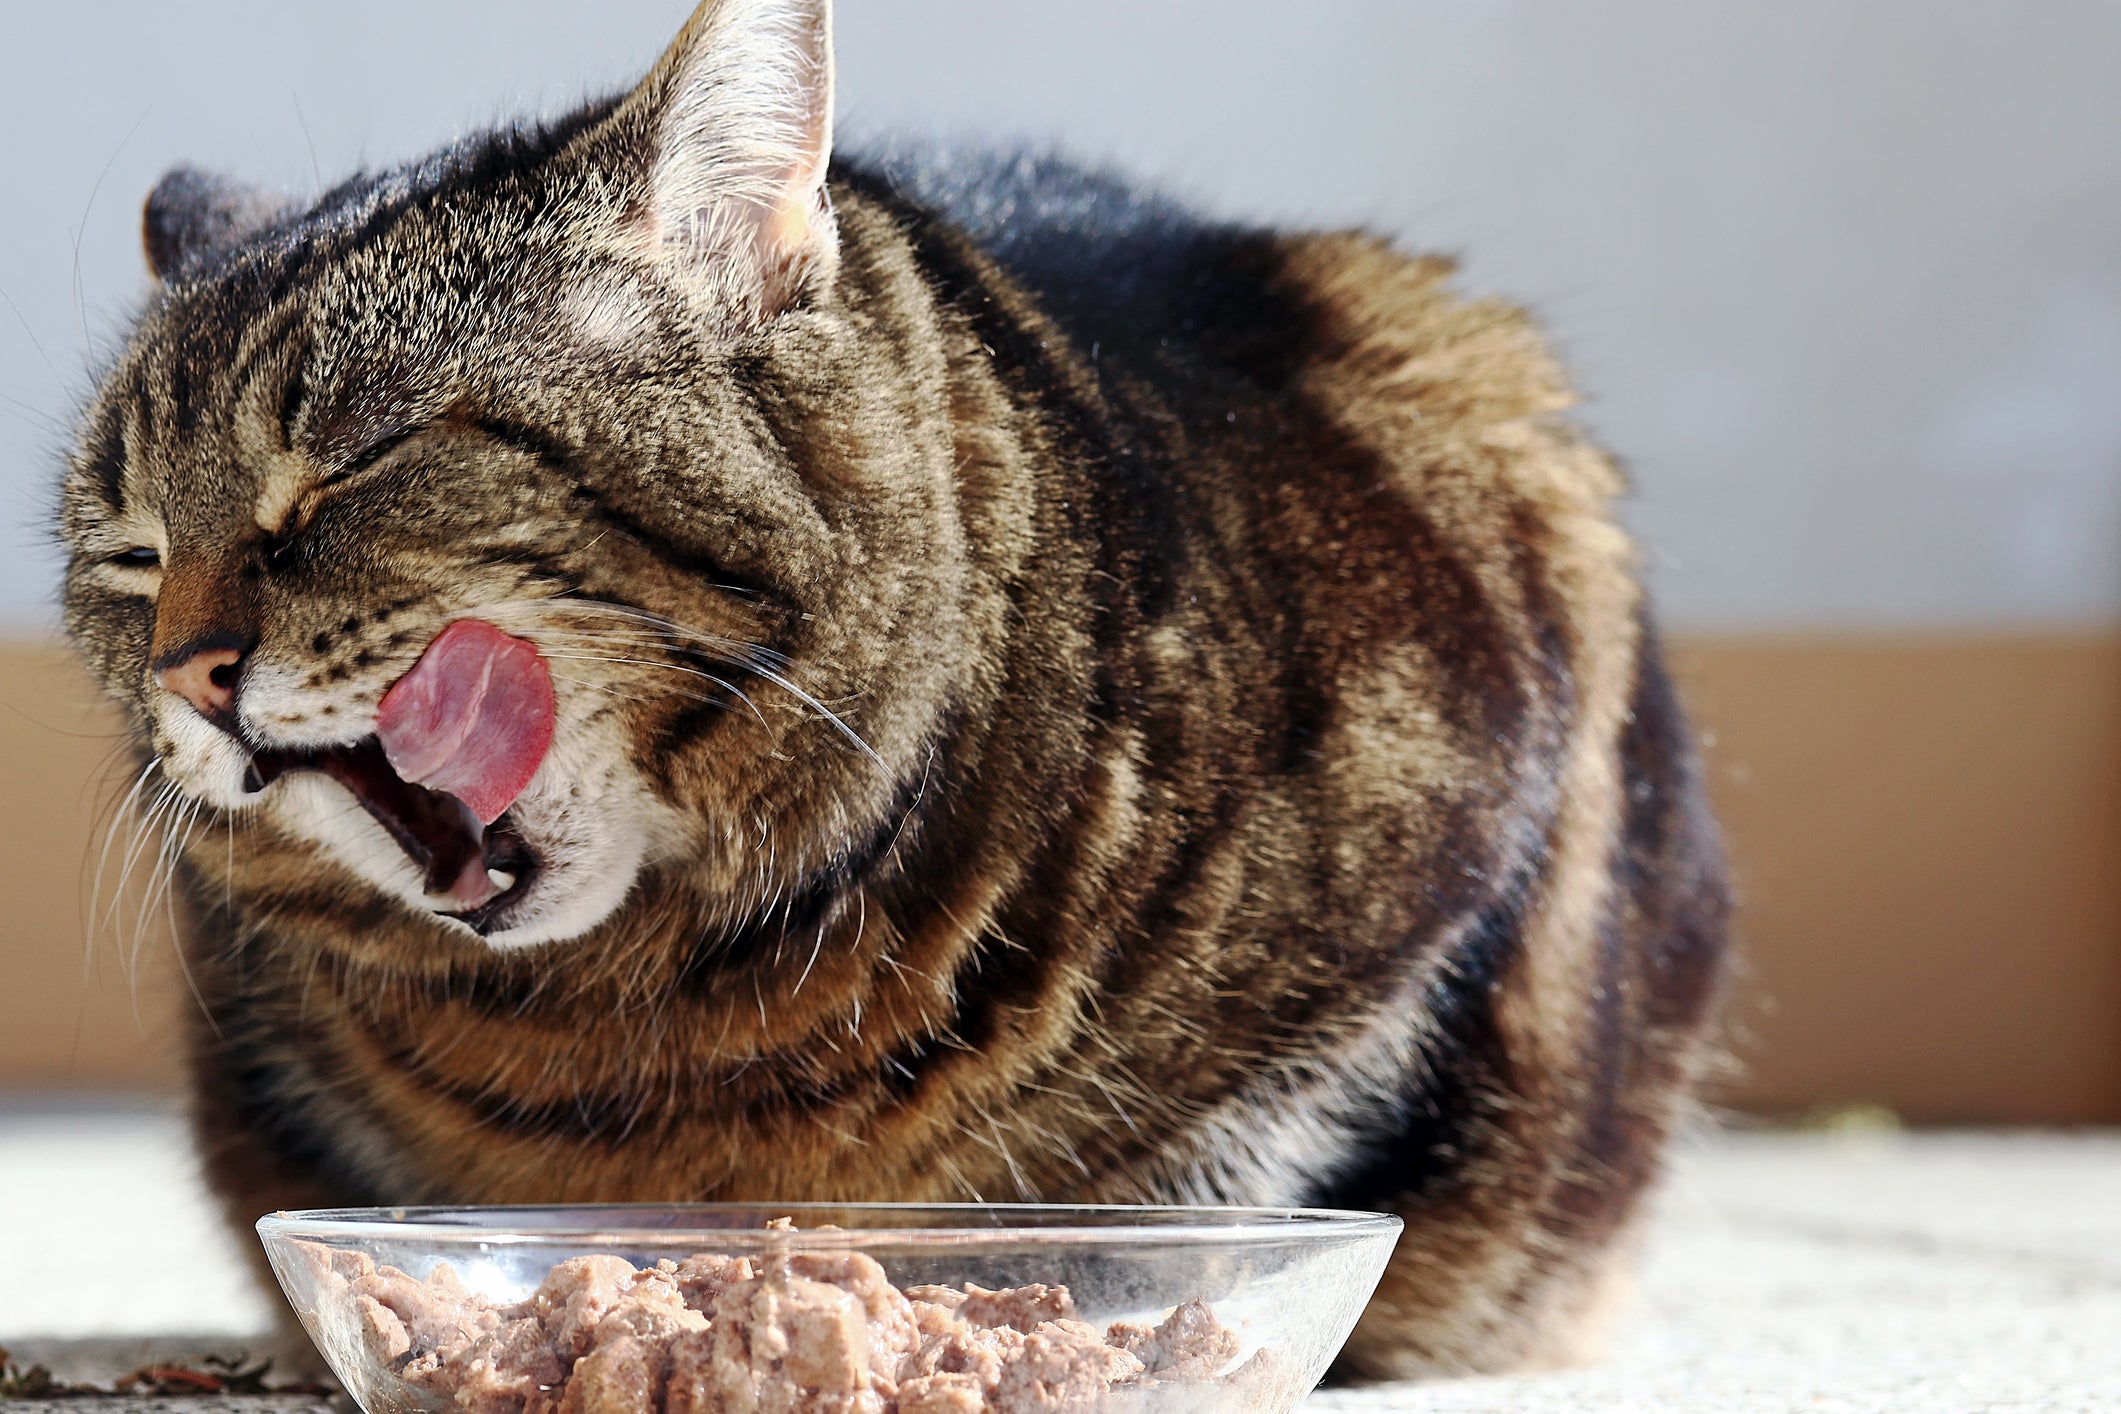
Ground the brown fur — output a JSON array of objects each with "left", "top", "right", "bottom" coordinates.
[{"left": 58, "top": 0, "right": 1726, "bottom": 1382}]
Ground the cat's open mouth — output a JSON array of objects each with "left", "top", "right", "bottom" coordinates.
[
  {"left": 237, "top": 617, "right": 558, "bottom": 934},
  {"left": 245, "top": 738, "right": 538, "bottom": 931}
]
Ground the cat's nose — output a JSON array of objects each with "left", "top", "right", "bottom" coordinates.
[{"left": 153, "top": 635, "right": 248, "bottom": 724}]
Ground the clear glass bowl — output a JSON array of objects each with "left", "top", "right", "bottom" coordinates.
[{"left": 258, "top": 1203, "right": 1400, "bottom": 1414}]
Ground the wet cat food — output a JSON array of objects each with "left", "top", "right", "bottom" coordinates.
[{"left": 290, "top": 1230, "right": 1247, "bottom": 1414}]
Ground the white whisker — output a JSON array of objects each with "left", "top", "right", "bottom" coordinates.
[
  {"left": 153, "top": 796, "right": 226, "bottom": 1040},
  {"left": 86, "top": 756, "right": 163, "bottom": 973},
  {"left": 791, "top": 917, "right": 828, "bottom": 997},
  {"left": 136, "top": 792, "right": 201, "bottom": 977},
  {"left": 122, "top": 788, "right": 191, "bottom": 1019},
  {"left": 541, "top": 651, "right": 774, "bottom": 734},
  {"left": 105, "top": 780, "right": 181, "bottom": 945},
  {"left": 479, "top": 596, "right": 885, "bottom": 773}
]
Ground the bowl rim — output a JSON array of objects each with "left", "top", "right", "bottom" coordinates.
[{"left": 256, "top": 1201, "right": 1403, "bottom": 1248}]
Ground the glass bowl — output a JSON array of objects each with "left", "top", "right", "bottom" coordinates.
[{"left": 258, "top": 1202, "right": 1400, "bottom": 1414}]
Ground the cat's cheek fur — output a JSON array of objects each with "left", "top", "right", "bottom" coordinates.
[{"left": 476, "top": 732, "right": 688, "bottom": 951}]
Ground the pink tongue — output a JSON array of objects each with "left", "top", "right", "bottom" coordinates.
[{"left": 376, "top": 619, "right": 555, "bottom": 827}]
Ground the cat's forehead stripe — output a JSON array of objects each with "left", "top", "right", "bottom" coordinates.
[{"left": 253, "top": 459, "right": 309, "bottom": 537}]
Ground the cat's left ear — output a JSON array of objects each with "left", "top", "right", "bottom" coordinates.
[
  {"left": 141, "top": 167, "right": 295, "bottom": 280},
  {"left": 602, "top": 0, "right": 837, "bottom": 322}
]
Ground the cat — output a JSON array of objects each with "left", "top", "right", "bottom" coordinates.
[{"left": 58, "top": 0, "right": 1728, "bottom": 1381}]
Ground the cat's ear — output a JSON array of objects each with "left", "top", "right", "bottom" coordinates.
[
  {"left": 602, "top": 0, "right": 837, "bottom": 320},
  {"left": 142, "top": 167, "right": 294, "bottom": 281}
]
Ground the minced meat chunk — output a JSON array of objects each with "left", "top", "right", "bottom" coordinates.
[
  {"left": 1106, "top": 1300, "right": 1239, "bottom": 1379},
  {"left": 536, "top": 1257, "right": 671, "bottom": 1361},
  {"left": 954, "top": 1285, "right": 1075, "bottom": 1335},
  {"left": 669, "top": 1254, "right": 756, "bottom": 1319},
  {"left": 904, "top": 1315, "right": 1141, "bottom": 1410},
  {"left": 667, "top": 1274, "right": 885, "bottom": 1414},
  {"left": 987, "top": 1328, "right": 1134, "bottom": 1413},
  {"left": 452, "top": 1317, "right": 570, "bottom": 1414},
  {"left": 894, "top": 1372, "right": 983, "bottom": 1414},
  {"left": 560, "top": 1333, "right": 666, "bottom": 1414}
]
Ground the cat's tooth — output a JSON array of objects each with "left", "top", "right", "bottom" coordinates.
[{"left": 487, "top": 867, "right": 519, "bottom": 893}]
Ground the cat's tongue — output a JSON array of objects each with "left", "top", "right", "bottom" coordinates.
[{"left": 376, "top": 619, "right": 555, "bottom": 828}]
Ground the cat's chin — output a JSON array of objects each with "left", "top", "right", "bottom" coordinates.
[{"left": 253, "top": 754, "right": 664, "bottom": 951}]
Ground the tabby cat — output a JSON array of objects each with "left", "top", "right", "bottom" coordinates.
[{"left": 59, "top": 0, "right": 1728, "bottom": 1380}]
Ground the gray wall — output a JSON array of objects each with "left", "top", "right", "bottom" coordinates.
[{"left": 4, "top": 1, "right": 2117, "bottom": 634}]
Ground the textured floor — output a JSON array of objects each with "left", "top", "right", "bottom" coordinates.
[
  {"left": 1316, "top": 1129, "right": 2121, "bottom": 1413},
  {"left": 3, "top": 1105, "right": 2117, "bottom": 1411}
]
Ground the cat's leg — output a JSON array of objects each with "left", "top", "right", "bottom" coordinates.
[
  {"left": 1497, "top": 629, "right": 1730, "bottom": 1371},
  {"left": 184, "top": 960, "right": 370, "bottom": 1376},
  {"left": 1330, "top": 629, "right": 1730, "bottom": 1379}
]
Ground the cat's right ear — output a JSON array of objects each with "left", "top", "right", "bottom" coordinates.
[
  {"left": 142, "top": 167, "right": 294, "bottom": 281},
  {"left": 589, "top": 0, "right": 838, "bottom": 325}
]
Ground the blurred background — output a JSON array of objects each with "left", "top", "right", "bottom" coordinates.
[{"left": 2, "top": 0, "right": 2117, "bottom": 1135}]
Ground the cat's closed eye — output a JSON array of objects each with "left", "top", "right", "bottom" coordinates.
[
  {"left": 326, "top": 428, "right": 422, "bottom": 488},
  {"left": 108, "top": 546, "right": 161, "bottom": 569}
]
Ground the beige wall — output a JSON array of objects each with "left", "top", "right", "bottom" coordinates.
[
  {"left": 1674, "top": 636, "right": 2121, "bottom": 1124},
  {"left": 0, "top": 646, "right": 193, "bottom": 1090},
  {"left": 5, "top": 637, "right": 2118, "bottom": 1121}
]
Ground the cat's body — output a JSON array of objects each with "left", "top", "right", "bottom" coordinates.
[{"left": 60, "top": 0, "right": 1727, "bottom": 1382}]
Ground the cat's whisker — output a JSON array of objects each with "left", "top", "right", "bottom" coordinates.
[
  {"left": 104, "top": 779, "right": 181, "bottom": 948},
  {"left": 540, "top": 651, "right": 774, "bottom": 735},
  {"left": 86, "top": 756, "right": 163, "bottom": 974},
  {"left": 727, "top": 661, "right": 884, "bottom": 771},
  {"left": 123, "top": 787, "right": 193, "bottom": 1016},
  {"left": 547, "top": 648, "right": 827, "bottom": 725},
  {"left": 224, "top": 807, "right": 238, "bottom": 921},
  {"left": 147, "top": 796, "right": 227, "bottom": 1041},
  {"left": 479, "top": 597, "right": 882, "bottom": 770},
  {"left": 486, "top": 598, "right": 787, "bottom": 671},
  {"left": 135, "top": 791, "right": 201, "bottom": 980},
  {"left": 545, "top": 667, "right": 730, "bottom": 713},
  {"left": 790, "top": 916, "right": 829, "bottom": 998},
  {"left": 529, "top": 600, "right": 798, "bottom": 672}
]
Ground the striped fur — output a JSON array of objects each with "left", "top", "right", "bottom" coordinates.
[{"left": 58, "top": 0, "right": 1727, "bottom": 1381}]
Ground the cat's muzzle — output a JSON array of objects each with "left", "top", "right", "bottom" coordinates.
[{"left": 246, "top": 737, "right": 538, "bottom": 933}]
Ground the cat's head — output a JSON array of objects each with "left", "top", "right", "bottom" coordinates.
[{"left": 60, "top": 0, "right": 984, "bottom": 952}]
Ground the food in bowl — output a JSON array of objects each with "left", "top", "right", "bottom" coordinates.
[
  {"left": 260, "top": 1203, "right": 1399, "bottom": 1414},
  {"left": 290, "top": 1221, "right": 1258, "bottom": 1414}
]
